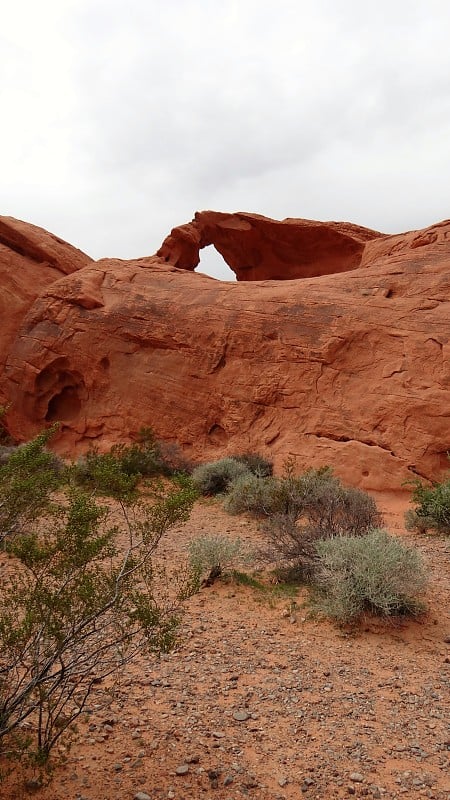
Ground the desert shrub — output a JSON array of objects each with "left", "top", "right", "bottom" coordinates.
[
  {"left": 230, "top": 452, "right": 273, "bottom": 477},
  {"left": 188, "top": 534, "right": 251, "bottom": 585},
  {"left": 312, "top": 529, "right": 427, "bottom": 622},
  {"left": 0, "top": 426, "right": 64, "bottom": 546},
  {"left": 157, "top": 440, "right": 194, "bottom": 475},
  {"left": 73, "top": 429, "right": 192, "bottom": 495},
  {"left": 0, "top": 429, "right": 197, "bottom": 768},
  {"left": 111, "top": 427, "right": 174, "bottom": 477},
  {"left": 405, "top": 475, "right": 450, "bottom": 535},
  {"left": 72, "top": 449, "right": 140, "bottom": 500},
  {"left": 223, "top": 473, "right": 280, "bottom": 515},
  {"left": 258, "top": 468, "right": 381, "bottom": 580},
  {"left": 191, "top": 457, "right": 250, "bottom": 496}
]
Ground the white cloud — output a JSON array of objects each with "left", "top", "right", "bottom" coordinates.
[{"left": 1, "top": 0, "right": 449, "bottom": 277}]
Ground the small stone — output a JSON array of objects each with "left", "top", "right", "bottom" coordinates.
[
  {"left": 223, "top": 774, "right": 234, "bottom": 786},
  {"left": 278, "top": 776, "right": 288, "bottom": 787},
  {"left": 233, "top": 710, "right": 250, "bottom": 721},
  {"left": 25, "top": 779, "right": 43, "bottom": 791},
  {"left": 134, "top": 793, "right": 151, "bottom": 800},
  {"left": 350, "top": 772, "right": 364, "bottom": 783},
  {"left": 347, "top": 785, "right": 356, "bottom": 795},
  {"left": 175, "top": 764, "right": 189, "bottom": 775}
]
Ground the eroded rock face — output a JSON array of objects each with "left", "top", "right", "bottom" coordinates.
[
  {"left": 0, "top": 216, "right": 92, "bottom": 406},
  {"left": 157, "top": 210, "right": 382, "bottom": 280},
  {"left": 2, "top": 211, "right": 450, "bottom": 490}
]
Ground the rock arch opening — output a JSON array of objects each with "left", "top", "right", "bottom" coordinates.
[{"left": 195, "top": 245, "right": 236, "bottom": 281}]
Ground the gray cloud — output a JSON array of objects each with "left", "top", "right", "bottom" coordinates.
[{"left": 1, "top": 0, "right": 450, "bottom": 280}]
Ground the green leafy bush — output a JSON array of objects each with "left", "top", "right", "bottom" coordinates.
[
  {"left": 405, "top": 475, "right": 450, "bottom": 535},
  {"left": 73, "top": 429, "right": 192, "bottom": 496},
  {"left": 0, "top": 429, "right": 197, "bottom": 768},
  {"left": 192, "top": 457, "right": 250, "bottom": 496},
  {"left": 72, "top": 449, "right": 140, "bottom": 500},
  {"left": 0, "top": 426, "right": 63, "bottom": 546},
  {"left": 313, "top": 529, "right": 427, "bottom": 622}
]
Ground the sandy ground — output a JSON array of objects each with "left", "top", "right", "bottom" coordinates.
[{"left": 1, "top": 492, "right": 449, "bottom": 800}]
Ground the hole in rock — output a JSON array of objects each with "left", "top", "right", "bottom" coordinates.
[
  {"left": 195, "top": 245, "right": 236, "bottom": 281},
  {"left": 208, "top": 423, "right": 228, "bottom": 445},
  {"left": 46, "top": 386, "right": 82, "bottom": 422},
  {"left": 100, "top": 356, "right": 110, "bottom": 370}
]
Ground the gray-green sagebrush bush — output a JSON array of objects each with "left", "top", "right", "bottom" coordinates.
[
  {"left": 312, "top": 529, "right": 427, "bottom": 622},
  {"left": 192, "top": 457, "right": 250, "bottom": 496},
  {"left": 188, "top": 534, "right": 252, "bottom": 586},
  {"left": 0, "top": 428, "right": 196, "bottom": 768},
  {"left": 230, "top": 452, "right": 273, "bottom": 478},
  {"left": 225, "top": 465, "right": 381, "bottom": 580}
]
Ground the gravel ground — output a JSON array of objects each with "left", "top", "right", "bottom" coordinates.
[{"left": 1, "top": 494, "right": 449, "bottom": 800}]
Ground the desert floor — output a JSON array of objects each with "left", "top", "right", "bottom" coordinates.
[{"left": 2, "top": 492, "right": 449, "bottom": 800}]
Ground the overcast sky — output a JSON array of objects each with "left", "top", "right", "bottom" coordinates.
[{"left": 1, "top": 0, "right": 450, "bottom": 280}]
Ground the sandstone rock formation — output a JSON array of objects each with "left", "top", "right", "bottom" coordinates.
[
  {"left": 1, "top": 211, "right": 449, "bottom": 490},
  {"left": 0, "top": 216, "right": 92, "bottom": 407},
  {"left": 157, "top": 210, "right": 382, "bottom": 280}
]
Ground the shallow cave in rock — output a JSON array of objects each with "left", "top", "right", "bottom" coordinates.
[{"left": 46, "top": 386, "right": 82, "bottom": 422}]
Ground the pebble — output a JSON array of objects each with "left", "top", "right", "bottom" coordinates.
[
  {"left": 175, "top": 764, "right": 189, "bottom": 775},
  {"left": 134, "top": 793, "right": 151, "bottom": 800},
  {"left": 233, "top": 710, "right": 250, "bottom": 721}
]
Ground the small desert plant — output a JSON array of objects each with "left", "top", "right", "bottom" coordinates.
[
  {"left": 312, "top": 529, "right": 427, "bottom": 622},
  {"left": 230, "top": 452, "right": 273, "bottom": 477},
  {"left": 73, "top": 428, "right": 190, "bottom": 493},
  {"left": 112, "top": 427, "right": 188, "bottom": 478},
  {"left": 188, "top": 534, "right": 251, "bottom": 585},
  {"left": 192, "top": 457, "right": 250, "bottom": 496},
  {"left": 405, "top": 474, "right": 450, "bottom": 535},
  {"left": 223, "top": 473, "right": 280, "bottom": 516}
]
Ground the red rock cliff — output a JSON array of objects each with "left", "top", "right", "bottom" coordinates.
[
  {"left": 2, "top": 211, "right": 449, "bottom": 490},
  {"left": 0, "top": 216, "right": 92, "bottom": 407}
]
